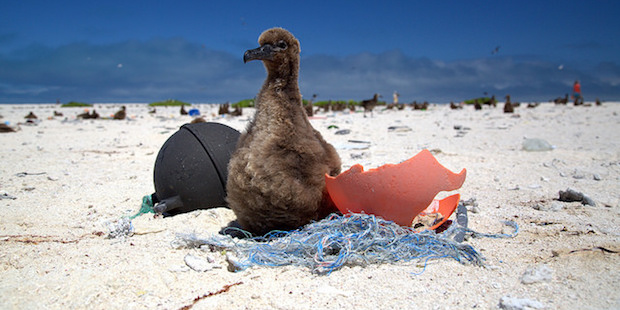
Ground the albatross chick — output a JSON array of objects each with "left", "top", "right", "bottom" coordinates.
[
  {"left": 113, "top": 106, "right": 126, "bottom": 120},
  {"left": 226, "top": 28, "right": 342, "bottom": 235}
]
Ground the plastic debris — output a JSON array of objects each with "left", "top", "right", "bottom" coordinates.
[
  {"left": 387, "top": 125, "right": 412, "bottom": 132},
  {"left": 184, "top": 254, "right": 218, "bottom": 272},
  {"left": 499, "top": 296, "right": 545, "bottom": 310},
  {"left": 131, "top": 195, "right": 155, "bottom": 219},
  {"left": 453, "top": 202, "right": 469, "bottom": 242},
  {"left": 0, "top": 193, "right": 17, "bottom": 200},
  {"left": 522, "top": 138, "right": 553, "bottom": 152},
  {"left": 521, "top": 265, "right": 553, "bottom": 284},
  {"left": 325, "top": 149, "right": 466, "bottom": 226},
  {"left": 332, "top": 142, "right": 370, "bottom": 150},
  {"left": 107, "top": 217, "right": 133, "bottom": 239}
]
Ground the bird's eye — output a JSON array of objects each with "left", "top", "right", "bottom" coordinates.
[{"left": 276, "top": 41, "right": 287, "bottom": 49}]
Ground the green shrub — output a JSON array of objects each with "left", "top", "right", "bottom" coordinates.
[
  {"left": 314, "top": 100, "right": 360, "bottom": 107},
  {"left": 314, "top": 101, "right": 329, "bottom": 107},
  {"left": 232, "top": 99, "right": 255, "bottom": 108},
  {"left": 61, "top": 101, "right": 93, "bottom": 107},
  {"left": 464, "top": 97, "right": 490, "bottom": 105},
  {"left": 149, "top": 99, "right": 190, "bottom": 106}
]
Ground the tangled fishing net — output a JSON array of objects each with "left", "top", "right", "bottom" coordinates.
[
  {"left": 106, "top": 195, "right": 155, "bottom": 239},
  {"left": 172, "top": 213, "right": 518, "bottom": 274}
]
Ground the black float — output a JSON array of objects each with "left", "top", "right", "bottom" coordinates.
[{"left": 151, "top": 122, "right": 240, "bottom": 215}]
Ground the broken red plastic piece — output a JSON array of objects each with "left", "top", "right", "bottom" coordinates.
[
  {"left": 420, "top": 194, "right": 461, "bottom": 230},
  {"left": 325, "top": 149, "right": 466, "bottom": 227}
]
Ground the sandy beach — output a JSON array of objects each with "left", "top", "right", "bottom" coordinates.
[{"left": 1, "top": 102, "right": 619, "bottom": 309}]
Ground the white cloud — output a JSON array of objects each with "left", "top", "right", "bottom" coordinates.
[{"left": 0, "top": 39, "right": 618, "bottom": 103}]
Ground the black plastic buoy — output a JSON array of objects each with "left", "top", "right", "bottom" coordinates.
[{"left": 152, "top": 122, "right": 240, "bottom": 215}]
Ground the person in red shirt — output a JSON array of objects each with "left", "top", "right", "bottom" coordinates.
[{"left": 573, "top": 80, "right": 583, "bottom": 105}]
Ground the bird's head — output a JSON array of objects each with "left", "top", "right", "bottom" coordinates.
[{"left": 244, "top": 28, "right": 300, "bottom": 67}]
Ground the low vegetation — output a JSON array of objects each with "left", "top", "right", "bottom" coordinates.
[
  {"left": 232, "top": 99, "right": 255, "bottom": 108},
  {"left": 315, "top": 100, "right": 359, "bottom": 107},
  {"left": 61, "top": 101, "right": 93, "bottom": 107},
  {"left": 149, "top": 99, "right": 190, "bottom": 107},
  {"left": 464, "top": 97, "right": 491, "bottom": 105}
]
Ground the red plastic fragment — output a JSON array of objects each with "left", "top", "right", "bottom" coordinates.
[{"left": 325, "top": 149, "right": 466, "bottom": 227}]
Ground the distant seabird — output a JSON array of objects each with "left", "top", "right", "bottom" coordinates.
[
  {"left": 413, "top": 101, "right": 429, "bottom": 110},
  {"left": 474, "top": 99, "right": 482, "bottom": 110},
  {"left": 226, "top": 28, "right": 342, "bottom": 235},
  {"left": 483, "top": 95, "right": 496, "bottom": 107},
  {"left": 304, "top": 94, "right": 316, "bottom": 116},
  {"left": 504, "top": 95, "right": 514, "bottom": 113},
  {"left": 25, "top": 112, "right": 37, "bottom": 119},
  {"left": 218, "top": 103, "right": 230, "bottom": 115},
  {"left": 0, "top": 123, "right": 16, "bottom": 133},
  {"left": 554, "top": 94, "right": 569, "bottom": 105},
  {"left": 77, "top": 109, "right": 99, "bottom": 119},
  {"left": 113, "top": 106, "right": 126, "bottom": 120},
  {"left": 322, "top": 100, "right": 331, "bottom": 112},
  {"left": 230, "top": 105, "right": 243, "bottom": 116},
  {"left": 180, "top": 105, "right": 188, "bottom": 115},
  {"left": 361, "top": 93, "right": 380, "bottom": 117},
  {"left": 77, "top": 109, "right": 90, "bottom": 119},
  {"left": 190, "top": 116, "right": 206, "bottom": 123}
]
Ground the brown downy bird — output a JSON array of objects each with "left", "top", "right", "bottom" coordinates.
[
  {"left": 474, "top": 99, "right": 482, "bottom": 110},
  {"left": 450, "top": 101, "right": 462, "bottom": 110},
  {"left": 218, "top": 103, "right": 230, "bottom": 115},
  {"left": 0, "top": 123, "right": 17, "bottom": 133},
  {"left": 113, "top": 106, "right": 126, "bottom": 120},
  {"left": 180, "top": 105, "right": 188, "bottom": 115},
  {"left": 504, "top": 95, "right": 514, "bottom": 113},
  {"left": 25, "top": 112, "right": 38, "bottom": 119},
  {"left": 304, "top": 94, "right": 316, "bottom": 116},
  {"left": 226, "top": 28, "right": 342, "bottom": 236},
  {"left": 230, "top": 105, "right": 243, "bottom": 116},
  {"left": 554, "top": 94, "right": 568, "bottom": 105},
  {"left": 77, "top": 109, "right": 91, "bottom": 119},
  {"left": 483, "top": 95, "right": 497, "bottom": 107},
  {"left": 190, "top": 116, "right": 206, "bottom": 123},
  {"left": 413, "top": 101, "right": 429, "bottom": 110}
]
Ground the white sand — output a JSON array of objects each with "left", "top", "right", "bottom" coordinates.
[{"left": 0, "top": 102, "right": 619, "bottom": 309}]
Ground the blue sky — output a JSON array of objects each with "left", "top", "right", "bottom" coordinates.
[{"left": 1, "top": 1, "right": 619, "bottom": 103}]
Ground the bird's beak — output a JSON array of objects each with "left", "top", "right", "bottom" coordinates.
[{"left": 244, "top": 44, "right": 274, "bottom": 63}]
